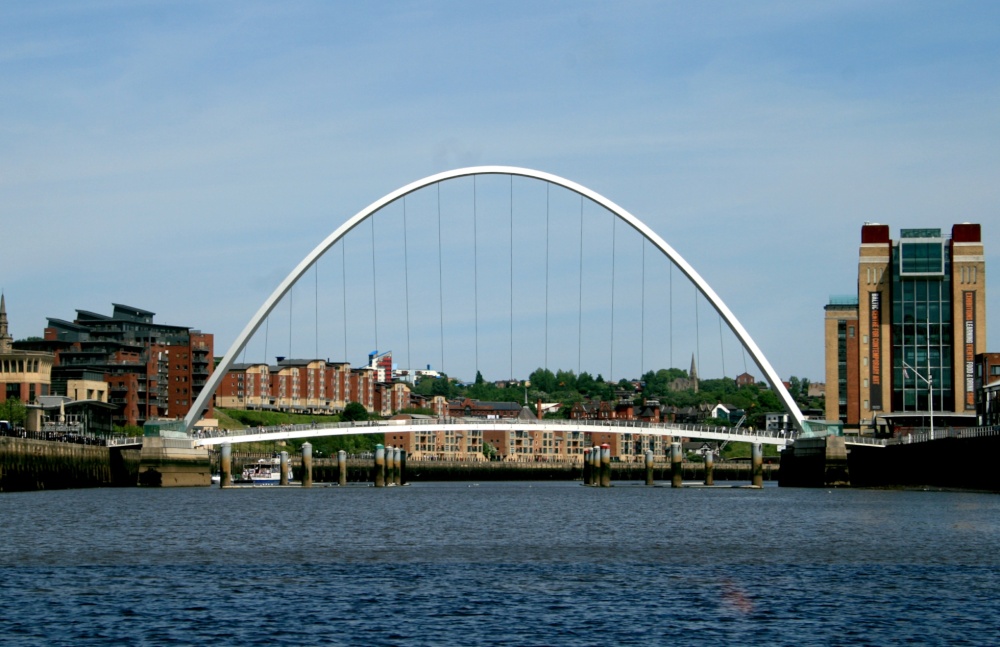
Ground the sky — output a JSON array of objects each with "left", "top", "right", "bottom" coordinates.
[{"left": 2, "top": 1, "right": 999, "bottom": 386}]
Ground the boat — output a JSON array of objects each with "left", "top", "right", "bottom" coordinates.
[{"left": 238, "top": 457, "right": 293, "bottom": 485}]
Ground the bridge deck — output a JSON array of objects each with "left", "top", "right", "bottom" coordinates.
[{"left": 193, "top": 418, "right": 793, "bottom": 448}]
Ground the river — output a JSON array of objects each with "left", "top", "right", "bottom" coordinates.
[{"left": 1, "top": 482, "right": 997, "bottom": 645}]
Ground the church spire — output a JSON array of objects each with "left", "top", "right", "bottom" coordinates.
[
  {"left": 689, "top": 353, "right": 699, "bottom": 393},
  {"left": 0, "top": 293, "right": 12, "bottom": 352}
]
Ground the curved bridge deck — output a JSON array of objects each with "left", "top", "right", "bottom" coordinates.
[{"left": 193, "top": 418, "right": 794, "bottom": 448}]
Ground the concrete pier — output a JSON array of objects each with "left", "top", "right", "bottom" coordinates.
[
  {"left": 338, "top": 450, "right": 347, "bottom": 486},
  {"left": 301, "top": 443, "right": 312, "bottom": 488},
  {"left": 645, "top": 450, "right": 654, "bottom": 486},
  {"left": 137, "top": 436, "right": 211, "bottom": 487},
  {"left": 385, "top": 445, "right": 395, "bottom": 485},
  {"left": 393, "top": 447, "right": 403, "bottom": 486},
  {"left": 280, "top": 451, "right": 289, "bottom": 486},
  {"left": 220, "top": 443, "right": 232, "bottom": 488},
  {"left": 582, "top": 448, "right": 592, "bottom": 485},
  {"left": 704, "top": 449, "right": 714, "bottom": 486},
  {"left": 599, "top": 443, "right": 611, "bottom": 487},
  {"left": 671, "top": 441, "right": 683, "bottom": 488},
  {"left": 751, "top": 443, "right": 763, "bottom": 487},
  {"left": 374, "top": 444, "right": 385, "bottom": 487}
]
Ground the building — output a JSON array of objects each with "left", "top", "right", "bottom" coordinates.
[
  {"left": 28, "top": 303, "right": 214, "bottom": 428},
  {"left": 368, "top": 350, "right": 393, "bottom": 383},
  {"left": 974, "top": 353, "right": 1000, "bottom": 426},
  {"left": 825, "top": 223, "right": 987, "bottom": 434},
  {"left": 0, "top": 295, "right": 54, "bottom": 406}
]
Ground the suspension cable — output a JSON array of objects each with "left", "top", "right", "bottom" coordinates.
[
  {"left": 403, "top": 196, "right": 412, "bottom": 370},
  {"left": 341, "top": 239, "right": 347, "bottom": 361},
  {"left": 577, "top": 194, "right": 584, "bottom": 375},
  {"left": 719, "top": 313, "right": 726, "bottom": 378},
  {"left": 314, "top": 264, "right": 318, "bottom": 359},
  {"left": 473, "top": 175, "right": 479, "bottom": 376},
  {"left": 437, "top": 182, "right": 445, "bottom": 374},
  {"left": 641, "top": 238, "right": 645, "bottom": 377},
  {"left": 264, "top": 316, "right": 269, "bottom": 365},
  {"left": 669, "top": 263, "right": 673, "bottom": 368},
  {"left": 288, "top": 286, "right": 293, "bottom": 359},
  {"left": 510, "top": 175, "right": 514, "bottom": 380},
  {"left": 544, "top": 181, "right": 549, "bottom": 372},
  {"left": 610, "top": 213, "right": 616, "bottom": 382},
  {"left": 695, "top": 287, "right": 701, "bottom": 380},
  {"left": 370, "top": 215, "right": 378, "bottom": 352}
]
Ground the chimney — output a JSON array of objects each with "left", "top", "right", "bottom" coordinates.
[{"left": 536, "top": 398, "right": 543, "bottom": 420}]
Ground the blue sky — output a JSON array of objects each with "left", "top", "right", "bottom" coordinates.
[{"left": 2, "top": 1, "right": 999, "bottom": 385}]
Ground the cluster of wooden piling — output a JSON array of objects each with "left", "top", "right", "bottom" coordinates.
[
  {"left": 372, "top": 444, "right": 406, "bottom": 487},
  {"left": 580, "top": 440, "right": 764, "bottom": 488}
]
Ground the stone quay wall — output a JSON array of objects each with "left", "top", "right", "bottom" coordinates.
[{"left": 0, "top": 437, "right": 140, "bottom": 492}]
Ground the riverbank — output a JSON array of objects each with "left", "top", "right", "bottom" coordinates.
[{"left": 0, "top": 437, "right": 139, "bottom": 492}]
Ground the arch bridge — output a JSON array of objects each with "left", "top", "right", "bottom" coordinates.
[{"left": 183, "top": 166, "right": 810, "bottom": 442}]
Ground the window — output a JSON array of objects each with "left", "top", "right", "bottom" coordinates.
[{"left": 899, "top": 240, "right": 944, "bottom": 275}]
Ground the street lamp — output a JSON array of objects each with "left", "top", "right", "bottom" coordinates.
[{"left": 902, "top": 361, "right": 933, "bottom": 437}]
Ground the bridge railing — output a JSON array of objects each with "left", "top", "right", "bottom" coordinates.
[{"left": 190, "top": 416, "right": 795, "bottom": 443}]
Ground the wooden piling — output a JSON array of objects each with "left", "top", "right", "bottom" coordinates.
[
  {"left": 385, "top": 445, "right": 395, "bottom": 485},
  {"left": 752, "top": 442, "right": 763, "bottom": 487},
  {"left": 374, "top": 444, "right": 385, "bottom": 487},
  {"left": 301, "top": 443, "right": 313, "bottom": 488},
  {"left": 599, "top": 443, "right": 611, "bottom": 487},
  {"left": 671, "top": 441, "right": 682, "bottom": 488},
  {"left": 220, "top": 443, "right": 232, "bottom": 488}
]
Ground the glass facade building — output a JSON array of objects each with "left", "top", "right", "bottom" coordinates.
[{"left": 825, "top": 224, "right": 986, "bottom": 434}]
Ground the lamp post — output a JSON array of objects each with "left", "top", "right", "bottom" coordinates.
[{"left": 902, "top": 361, "right": 933, "bottom": 437}]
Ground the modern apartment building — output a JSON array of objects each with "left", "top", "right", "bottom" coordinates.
[
  {"left": 825, "top": 223, "right": 987, "bottom": 434},
  {"left": 34, "top": 303, "right": 214, "bottom": 427}
]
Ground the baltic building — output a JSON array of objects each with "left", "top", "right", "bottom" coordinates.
[{"left": 825, "top": 223, "right": 986, "bottom": 434}]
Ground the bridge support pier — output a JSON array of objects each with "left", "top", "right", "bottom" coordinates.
[
  {"left": 645, "top": 450, "right": 654, "bottom": 486},
  {"left": 600, "top": 443, "right": 611, "bottom": 487},
  {"left": 394, "top": 447, "right": 403, "bottom": 486},
  {"left": 220, "top": 443, "right": 232, "bottom": 488},
  {"left": 338, "top": 450, "right": 347, "bottom": 486},
  {"left": 374, "top": 444, "right": 385, "bottom": 487},
  {"left": 581, "top": 448, "right": 591, "bottom": 485},
  {"left": 704, "top": 450, "right": 714, "bottom": 486},
  {"left": 301, "top": 443, "right": 313, "bottom": 488},
  {"left": 590, "top": 446, "right": 600, "bottom": 486},
  {"left": 386, "top": 445, "right": 395, "bottom": 486},
  {"left": 671, "top": 441, "right": 683, "bottom": 488},
  {"left": 280, "top": 451, "right": 289, "bottom": 486},
  {"left": 751, "top": 443, "right": 763, "bottom": 487}
]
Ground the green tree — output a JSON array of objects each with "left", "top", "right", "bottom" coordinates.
[
  {"left": 529, "top": 368, "right": 556, "bottom": 393},
  {"left": 0, "top": 398, "right": 26, "bottom": 426},
  {"left": 113, "top": 424, "right": 144, "bottom": 437},
  {"left": 340, "top": 401, "right": 369, "bottom": 422}
]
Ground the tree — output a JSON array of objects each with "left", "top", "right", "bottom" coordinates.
[
  {"left": 340, "top": 401, "right": 369, "bottom": 422},
  {"left": 0, "top": 398, "right": 26, "bottom": 427},
  {"left": 475, "top": 370, "right": 485, "bottom": 386},
  {"left": 529, "top": 367, "right": 556, "bottom": 394}
]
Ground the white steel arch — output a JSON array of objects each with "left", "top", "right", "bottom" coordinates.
[{"left": 183, "top": 166, "right": 807, "bottom": 433}]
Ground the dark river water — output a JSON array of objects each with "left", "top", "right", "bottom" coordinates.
[{"left": 1, "top": 481, "right": 998, "bottom": 646}]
